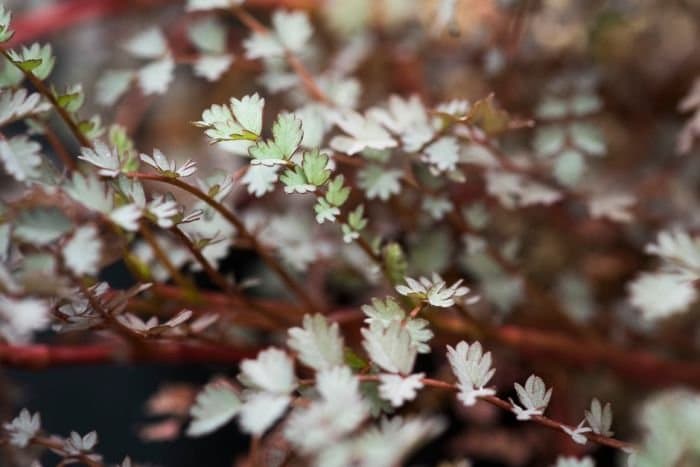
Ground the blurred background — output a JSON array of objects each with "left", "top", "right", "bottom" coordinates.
[{"left": 2, "top": 0, "right": 700, "bottom": 466}]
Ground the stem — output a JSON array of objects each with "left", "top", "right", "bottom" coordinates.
[
  {"left": 169, "top": 226, "right": 233, "bottom": 292},
  {"left": 139, "top": 222, "right": 196, "bottom": 294},
  {"left": 0, "top": 46, "right": 92, "bottom": 154},
  {"left": 0, "top": 341, "right": 258, "bottom": 369},
  {"left": 127, "top": 172, "right": 318, "bottom": 314},
  {"left": 231, "top": 6, "right": 330, "bottom": 104},
  {"left": 356, "top": 375, "right": 632, "bottom": 451},
  {"left": 32, "top": 435, "right": 103, "bottom": 467}
]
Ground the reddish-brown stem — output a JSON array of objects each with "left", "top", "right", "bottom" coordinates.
[
  {"left": 140, "top": 223, "right": 196, "bottom": 293},
  {"left": 0, "top": 46, "right": 91, "bottom": 156},
  {"left": 169, "top": 226, "right": 233, "bottom": 293},
  {"left": 231, "top": 6, "right": 330, "bottom": 104},
  {"left": 0, "top": 341, "right": 258, "bottom": 369},
  {"left": 7, "top": 0, "right": 320, "bottom": 47},
  {"left": 356, "top": 375, "right": 632, "bottom": 451},
  {"left": 32, "top": 434, "right": 103, "bottom": 467},
  {"left": 127, "top": 172, "right": 317, "bottom": 314}
]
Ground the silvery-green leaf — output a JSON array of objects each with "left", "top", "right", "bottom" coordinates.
[
  {"left": 0, "top": 135, "right": 42, "bottom": 182},
  {"left": 8, "top": 43, "right": 55, "bottom": 80},
  {"left": 188, "top": 17, "right": 227, "bottom": 54},
  {"left": 138, "top": 56, "right": 174, "bottom": 95},
  {"left": 187, "top": 381, "right": 241, "bottom": 437},
  {"left": 287, "top": 314, "right": 344, "bottom": 371},
  {"left": 14, "top": 207, "right": 72, "bottom": 246},
  {"left": 0, "top": 88, "right": 50, "bottom": 125},
  {"left": 63, "top": 225, "right": 101, "bottom": 276},
  {"left": 0, "top": 5, "right": 13, "bottom": 43},
  {"left": 361, "top": 321, "right": 417, "bottom": 375},
  {"left": 272, "top": 10, "right": 312, "bottom": 54},
  {"left": 238, "top": 392, "right": 290, "bottom": 435},
  {"left": 358, "top": 164, "right": 401, "bottom": 201},
  {"left": 193, "top": 54, "right": 233, "bottom": 82},
  {"left": 124, "top": 27, "right": 168, "bottom": 59},
  {"left": 271, "top": 112, "right": 302, "bottom": 159},
  {"left": 239, "top": 347, "right": 296, "bottom": 394},
  {"left": 186, "top": 0, "right": 243, "bottom": 11},
  {"left": 553, "top": 149, "right": 585, "bottom": 187},
  {"left": 96, "top": 70, "right": 133, "bottom": 106},
  {"left": 378, "top": 373, "right": 424, "bottom": 407},
  {"left": 241, "top": 164, "right": 279, "bottom": 197},
  {"left": 422, "top": 136, "right": 459, "bottom": 173}
]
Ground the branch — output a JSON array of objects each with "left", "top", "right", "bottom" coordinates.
[
  {"left": 0, "top": 341, "right": 258, "bottom": 369},
  {"left": 127, "top": 172, "right": 318, "bottom": 314},
  {"left": 6, "top": 0, "right": 320, "bottom": 47}
]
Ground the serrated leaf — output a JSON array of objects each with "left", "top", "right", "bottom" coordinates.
[
  {"left": 0, "top": 6, "right": 13, "bottom": 43},
  {"left": 383, "top": 242, "right": 407, "bottom": 286},
  {"left": 325, "top": 175, "right": 350, "bottom": 207},
  {"left": 280, "top": 166, "right": 314, "bottom": 194},
  {"left": 14, "top": 207, "right": 72, "bottom": 246},
  {"left": 138, "top": 56, "right": 174, "bottom": 95},
  {"left": 62, "top": 225, "right": 101, "bottom": 276},
  {"left": 287, "top": 314, "right": 344, "bottom": 371},
  {"left": 271, "top": 112, "right": 302, "bottom": 159},
  {"left": 96, "top": 70, "right": 133, "bottom": 106},
  {"left": 0, "top": 135, "right": 42, "bottom": 182},
  {"left": 8, "top": 44, "right": 55, "bottom": 80},
  {"left": 0, "top": 89, "right": 51, "bottom": 126},
  {"left": 187, "top": 381, "right": 241, "bottom": 437},
  {"left": 302, "top": 149, "right": 330, "bottom": 186}
]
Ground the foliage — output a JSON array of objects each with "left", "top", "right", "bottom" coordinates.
[{"left": 0, "top": 0, "right": 699, "bottom": 465}]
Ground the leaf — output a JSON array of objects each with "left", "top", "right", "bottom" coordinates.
[
  {"left": 78, "top": 141, "right": 122, "bottom": 177},
  {"left": 280, "top": 166, "right": 314, "bottom": 194},
  {"left": 284, "top": 367, "right": 368, "bottom": 453},
  {"left": 422, "top": 136, "right": 459, "bottom": 173},
  {"left": 358, "top": 164, "right": 402, "bottom": 201},
  {"left": 3, "top": 409, "right": 40, "bottom": 448},
  {"left": 325, "top": 175, "right": 351, "bottom": 207},
  {"left": 271, "top": 10, "right": 313, "bottom": 54},
  {"left": 347, "top": 204, "right": 367, "bottom": 231},
  {"left": 8, "top": 43, "right": 55, "bottom": 80},
  {"left": 14, "top": 207, "right": 72, "bottom": 246},
  {"left": 109, "top": 203, "right": 142, "bottom": 231},
  {"left": 238, "top": 348, "right": 296, "bottom": 394},
  {"left": 468, "top": 94, "right": 511, "bottom": 135},
  {"left": 302, "top": 149, "right": 331, "bottom": 186},
  {"left": 241, "top": 164, "right": 279, "bottom": 197},
  {"left": 0, "top": 88, "right": 51, "bottom": 126},
  {"left": 239, "top": 392, "right": 290, "bottom": 435},
  {"left": 0, "top": 5, "right": 13, "bottom": 43},
  {"left": 0, "top": 135, "right": 42, "bottom": 182},
  {"left": 585, "top": 398, "right": 613, "bottom": 437},
  {"left": 231, "top": 93, "right": 264, "bottom": 137},
  {"left": 63, "top": 225, "right": 102, "bottom": 276},
  {"left": 193, "top": 54, "right": 233, "bottom": 82},
  {"left": 628, "top": 272, "right": 697, "bottom": 320},
  {"left": 187, "top": 381, "right": 241, "bottom": 437},
  {"left": 383, "top": 242, "right": 407, "bottom": 286},
  {"left": 96, "top": 70, "right": 133, "bottom": 106},
  {"left": 186, "top": 0, "right": 243, "bottom": 11},
  {"left": 124, "top": 27, "right": 168, "bottom": 59},
  {"left": 187, "top": 17, "right": 226, "bottom": 54},
  {"left": 361, "top": 321, "right": 417, "bottom": 375},
  {"left": 271, "top": 112, "right": 303, "bottom": 159},
  {"left": 138, "top": 56, "right": 174, "bottom": 95},
  {"left": 287, "top": 314, "right": 344, "bottom": 370},
  {"left": 378, "top": 373, "right": 425, "bottom": 408},
  {"left": 314, "top": 198, "right": 340, "bottom": 224}
]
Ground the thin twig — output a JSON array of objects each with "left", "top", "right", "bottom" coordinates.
[{"left": 127, "top": 172, "right": 318, "bottom": 314}]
